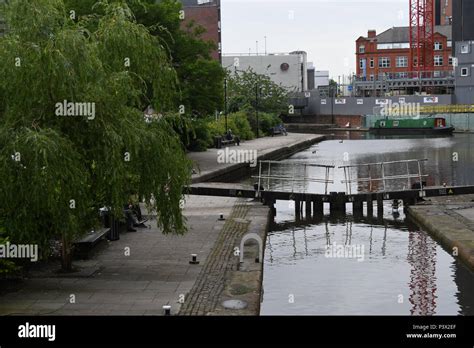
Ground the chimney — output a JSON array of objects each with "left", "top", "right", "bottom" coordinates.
[{"left": 368, "top": 30, "right": 376, "bottom": 39}]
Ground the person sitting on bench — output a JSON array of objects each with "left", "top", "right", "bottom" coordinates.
[
  {"left": 226, "top": 129, "right": 240, "bottom": 146},
  {"left": 123, "top": 197, "right": 146, "bottom": 232}
]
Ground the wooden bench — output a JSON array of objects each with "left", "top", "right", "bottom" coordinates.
[
  {"left": 271, "top": 126, "right": 288, "bottom": 137},
  {"left": 214, "top": 135, "right": 240, "bottom": 149},
  {"left": 74, "top": 227, "right": 110, "bottom": 259}
]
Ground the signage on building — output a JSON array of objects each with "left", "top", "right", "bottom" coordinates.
[
  {"left": 321, "top": 99, "right": 327, "bottom": 105},
  {"left": 357, "top": 99, "right": 364, "bottom": 105},
  {"left": 335, "top": 99, "right": 346, "bottom": 105},
  {"left": 376, "top": 99, "right": 389, "bottom": 105},
  {"left": 424, "top": 97, "right": 439, "bottom": 103}
]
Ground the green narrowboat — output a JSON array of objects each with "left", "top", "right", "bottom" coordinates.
[{"left": 369, "top": 117, "right": 454, "bottom": 135}]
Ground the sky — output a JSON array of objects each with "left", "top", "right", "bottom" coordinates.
[{"left": 221, "top": 0, "right": 410, "bottom": 79}]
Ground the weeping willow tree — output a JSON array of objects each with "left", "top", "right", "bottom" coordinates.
[{"left": 0, "top": 0, "right": 191, "bottom": 271}]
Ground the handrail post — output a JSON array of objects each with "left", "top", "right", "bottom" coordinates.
[
  {"left": 257, "top": 161, "right": 262, "bottom": 197},
  {"left": 381, "top": 163, "right": 386, "bottom": 192},
  {"left": 267, "top": 161, "right": 271, "bottom": 191}
]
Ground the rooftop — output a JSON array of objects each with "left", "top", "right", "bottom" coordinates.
[{"left": 375, "top": 25, "right": 452, "bottom": 43}]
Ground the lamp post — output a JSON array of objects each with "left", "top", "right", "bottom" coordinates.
[
  {"left": 224, "top": 78, "right": 228, "bottom": 132},
  {"left": 255, "top": 82, "right": 260, "bottom": 138}
]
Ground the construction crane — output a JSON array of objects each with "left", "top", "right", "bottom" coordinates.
[{"left": 409, "top": 0, "right": 435, "bottom": 77}]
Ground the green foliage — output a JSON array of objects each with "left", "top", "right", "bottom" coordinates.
[
  {"left": 0, "top": 0, "right": 192, "bottom": 269},
  {"left": 207, "top": 112, "right": 255, "bottom": 141},
  {"left": 63, "top": 0, "right": 225, "bottom": 117},
  {"left": 0, "top": 225, "right": 20, "bottom": 275},
  {"left": 226, "top": 68, "right": 290, "bottom": 115},
  {"left": 246, "top": 110, "right": 282, "bottom": 137},
  {"left": 188, "top": 119, "right": 212, "bottom": 152}
]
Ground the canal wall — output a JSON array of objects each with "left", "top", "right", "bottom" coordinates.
[
  {"left": 290, "top": 94, "right": 454, "bottom": 116},
  {"left": 189, "top": 133, "right": 326, "bottom": 184},
  {"left": 179, "top": 199, "right": 270, "bottom": 315},
  {"left": 408, "top": 195, "right": 474, "bottom": 271}
]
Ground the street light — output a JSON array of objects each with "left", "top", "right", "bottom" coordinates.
[
  {"left": 224, "top": 78, "right": 228, "bottom": 132},
  {"left": 255, "top": 82, "right": 260, "bottom": 138}
]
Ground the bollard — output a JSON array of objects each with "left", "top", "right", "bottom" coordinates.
[
  {"left": 163, "top": 305, "right": 171, "bottom": 316},
  {"left": 218, "top": 213, "right": 225, "bottom": 221},
  {"left": 189, "top": 254, "right": 199, "bottom": 265}
]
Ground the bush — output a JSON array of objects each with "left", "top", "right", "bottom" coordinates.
[
  {"left": 207, "top": 112, "right": 255, "bottom": 141},
  {"left": 245, "top": 109, "right": 282, "bottom": 136},
  {"left": 0, "top": 236, "right": 20, "bottom": 276},
  {"left": 188, "top": 119, "right": 212, "bottom": 151}
]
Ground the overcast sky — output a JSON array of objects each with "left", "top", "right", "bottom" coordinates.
[{"left": 221, "top": 0, "right": 409, "bottom": 79}]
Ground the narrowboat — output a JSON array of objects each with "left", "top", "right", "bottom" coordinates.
[{"left": 369, "top": 117, "right": 454, "bottom": 135}]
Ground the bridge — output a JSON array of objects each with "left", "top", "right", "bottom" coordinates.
[{"left": 185, "top": 159, "right": 474, "bottom": 219}]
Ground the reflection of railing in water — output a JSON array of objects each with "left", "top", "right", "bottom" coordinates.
[
  {"left": 339, "top": 159, "right": 429, "bottom": 195},
  {"left": 267, "top": 216, "right": 391, "bottom": 263},
  {"left": 254, "top": 160, "right": 335, "bottom": 195}
]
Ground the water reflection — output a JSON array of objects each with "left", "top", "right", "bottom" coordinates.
[{"left": 260, "top": 134, "right": 474, "bottom": 316}]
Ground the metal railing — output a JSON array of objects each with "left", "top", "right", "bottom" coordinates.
[
  {"left": 253, "top": 161, "right": 335, "bottom": 196},
  {"left": 339, "top": 159, "right": 429, "bottom": 195}
]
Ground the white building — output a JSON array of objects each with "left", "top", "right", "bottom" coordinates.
[
  {"left": 314, "top": 70, "right": 330, "bottom": 89},
  {"left": 222, "top": 51, "right": 308, "bottom": 92}
]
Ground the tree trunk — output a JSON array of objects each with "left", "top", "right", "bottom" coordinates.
[{"left": 61, "top": 234, "right": 73, "bottom": 272}]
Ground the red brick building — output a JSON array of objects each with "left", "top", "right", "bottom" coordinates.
[
  {"left": 354, "top": 1, "right": 454, "bottom": 96},
  {"left": 355, "top": 26, "right": 454, "bottom": 95},
  {"left": 181, "top": 0, "right": 222, "bottom": 62}
]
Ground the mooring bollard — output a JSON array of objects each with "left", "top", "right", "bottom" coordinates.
[
  {"left": 163, "top": 305, "right": 171, "bottom": 316},
  {"left": 218, "top": 213, "right": 225, "bottom": 221},
  {"left": 189, "top": 254, "right": 199, "bottom": 265}
]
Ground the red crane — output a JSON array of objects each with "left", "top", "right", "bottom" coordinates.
[{"left": 409, "top": 0, "right": 435, "bottom": 76}]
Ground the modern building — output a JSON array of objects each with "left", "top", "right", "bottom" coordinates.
[
  {"left": 355, "top": 26, "right": 454, "bottom": 96},
  {"left": 314, "top": 71, "right": 330, "bottom": 89},
  {"left": 452, "top": 0, "right": 474, "bottom": 50},
  {"left": 307, "top": 63, "right": 315, "bottom": 90},
  {"left": 452, "top": 0, "right": 474, "bottom": 104},
  {"left": 222, "top": 51, "right": 309, "bottom": 92},
  {"left": 179, "top": 0, "right": 221, "bottom": 61},
  {"left": 436, "top": 0, "right": 453, "bottom": 25}
]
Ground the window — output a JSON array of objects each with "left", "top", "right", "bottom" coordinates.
[
  {"left": 370, "top": 74, "right": 374, "bottom": 81},
  {"left": 395, "top": 72, "right": 408, "bottom": 79},
  {"left": 360, "top": 59, "right": 365, "bottom": 69},
  {"left": 370, "top": 58, "right": 374, "bottom": 68},
  {"left": 377, "top": 43, "right": 410, "bottom": 50},
  {"left": 359, "top": 45, "right": 365, "bottom": 54},
  {"left": 379, "top": 57, "right": 390, "bottom": 68},
  {"left": 447, "top": 41, "right": 452, "bottom": 48},
  {"left": 413, "top": 57, "right": 418, "bottom": 67},
  {"left": 449, "top": 56, "right": 453, "bottom": 66},
  {"left": 461, "top": 67, "right": 469, "bottom": 77},
  {"left": 461, "top": 44, "right": 470, "bottom": 54},
  {"left": 434, "top": 42, "right": 443, "bottom": 50},
  {"left": 434, "top": 71, "right": 441, "bottom": 77},
  {"left": 434, "top": 56, "right": 444, "bottom": 66},
  {"left": 396, "top": 56, "right": 408, "bottom": 67}
]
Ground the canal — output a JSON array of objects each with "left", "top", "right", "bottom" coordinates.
[{"left": 258, "top": 133, "right": 474, "bottom": 315}]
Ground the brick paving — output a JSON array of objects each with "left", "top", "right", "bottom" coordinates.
[{"left": 179, "top": 200, "right": 250, "bottom": 315}]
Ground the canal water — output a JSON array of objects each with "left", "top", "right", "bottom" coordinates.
[{"left": 258, "top": 133, "right": 474, "bottom": 315}]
